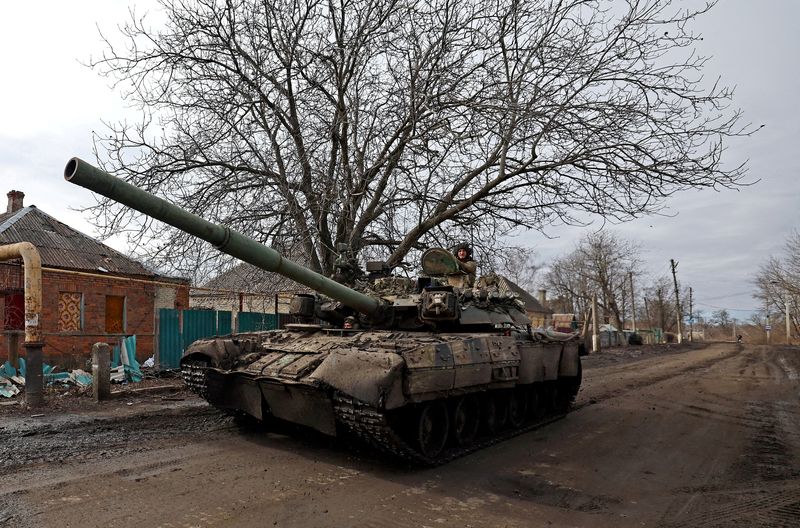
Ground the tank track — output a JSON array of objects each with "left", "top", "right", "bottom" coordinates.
[
  {"left": 181, "top": 361, "right": 569, "bottom": 466},
  {"left": 333, "top": 393, "right": 566, "bottom": 466},
  {"left": 181, "top": 359, "right": 210, "bottom": 398}
]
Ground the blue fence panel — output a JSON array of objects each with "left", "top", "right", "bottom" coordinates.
[
  {"left": 238, "top": 312, "right": 279, "bottom": 332},
  {"left": 157, "top": 309, "right": 278, "bottom": 369},
  {"left": 158, "top": 308, "right": 182, "bottom": 369},
  {"left": 183, "top": 310, "right": 217, "bottom": 351},
  {"left": 217, "top": 311, "right": 232, "bottom": 335}
]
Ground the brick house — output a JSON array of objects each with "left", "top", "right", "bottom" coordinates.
[
  {"left": 0, "top": 191, "right": 189, "bottom": 368},
  {"left": 492, "top": 276, "right": 553, "bottom": 328}
]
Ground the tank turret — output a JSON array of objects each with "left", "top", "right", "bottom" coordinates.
[
  {"left": 65, "top": 157, "right": 532, "bottom": 332},
  {"left": 64, "top": 156, "right": 582, "bottom": 465}
]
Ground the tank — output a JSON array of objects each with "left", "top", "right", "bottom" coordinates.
[{"left": 64, "top": 157, "right": 583, "bottom": 464}]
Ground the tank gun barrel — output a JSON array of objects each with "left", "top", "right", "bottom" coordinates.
[{"left": 63, "top": 157, "right": 382, "bottom": 316}]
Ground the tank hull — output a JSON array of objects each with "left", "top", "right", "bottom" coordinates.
[{"left": 181, "top": 328, "right": 581, "bottom": 464}]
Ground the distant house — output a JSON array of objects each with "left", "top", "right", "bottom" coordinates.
[
  {"left": 190, "top": 261, "right": 311, "bottom": 316},
  {"left": 0, "top": 190, "right": 189, "bottom": 367},
  {"left": 491, "top": 276, "right": 552, "bottom": 328},
  {"left": 191, "top": 236, "right": 313, "bottom": 318}
]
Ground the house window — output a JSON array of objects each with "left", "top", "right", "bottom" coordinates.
[
  {"left": 2, "top": 291, "right": 24, "bottom": 330},
  {"left": 105, "top": 295, "right": 126, "bottom": 334},
  {"left": 58, "top": 292, "right": 83, "bottom": 332}
]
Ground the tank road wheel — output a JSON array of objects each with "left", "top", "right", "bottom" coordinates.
[
  {"left": 508, "top": 388, "right": 529, "bottom": 428},
  {"left": 566, "top": 360, "right": 582, "bottom": 404},
  {"left": 553, "top": 385, "right": 571, "bottom": 414},
  {"left": 528, "top": 385, "right": 547, "bottom": 422},
  {"left": 554, "top": 361, "right": 583, "bottom": 415},
  {"left": 541, "top": 382, "right": 558, "bottom": 414},
  {"left": 416, "top": 401, "right": 449, "bottom": 459},
  {"left": 482, "top": 392, "right": 508, "bottom": 434},
  {"left": 452, "top": 395, "right": 480, "bottom": 446}
]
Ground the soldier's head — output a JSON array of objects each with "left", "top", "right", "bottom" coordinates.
[{"left": 452, "top": 242, "right": 471, "bottom": 262}]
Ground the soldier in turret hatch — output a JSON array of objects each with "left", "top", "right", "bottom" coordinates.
[{"left": 448, "top": 242, "right": 477, "bottom": 289}]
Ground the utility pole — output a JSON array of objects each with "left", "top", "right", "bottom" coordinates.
[
  {"left": 580, "top": 291, "right": 590, "bottom": 337},
  {"left": 764, "top": 293, "right": 771, "bottom": 344},
  {"left": 644, "top": 296, "right": 653, "bottom": 342},
  {"left": 786, "top": 299, "right": 791, "bottom": 345},
  {"left": 670, "top": 259, "right": 683, "bottom": 344},
  {"left": 769, "top": 280, "right": 790, "bottom": 345},
  {"left": 592, "top": 292, "right": 601, "bottom": 354},
  {"left": 766, "top": 311, "right": 771, "bottom": 344},
  {"left": 629, "top": 272, "right": 637, "bottom": 334},
  {"left": 733, "top": 318, "right": 737, "bottom": 342},
  {"left": 688, "top": 287, "right": 693, "bottom": 343}
]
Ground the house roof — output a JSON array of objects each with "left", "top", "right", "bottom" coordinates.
[
  {"left": 0, "top": 205, "right": 179, "bottom": 280},
  {"left": 494, "top": 275, "right": 550, "bottom": 314},
  {"left": 202, "top": 241, "right": 314, "bottom": 293},
  {"left": 202, "top": 261, "right": 312, "bottom": 293}
]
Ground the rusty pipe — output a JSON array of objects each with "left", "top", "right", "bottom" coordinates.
[
  {"left": 0, "top": 242, "right": 43, "bottom": 407},
  {"left": 0, "top": 242, "right": 42, "bottom": 342}
]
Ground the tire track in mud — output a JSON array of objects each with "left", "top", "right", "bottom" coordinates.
[
  {"left": 0, "top": 407, "right": 232, "bottom": 474},
  {"left": 660, "top": 485, "right": 800, "bottom": 528},
  {"left": 574, "top": 345, "right": 741, "bottom": 410},
  {"left": 658, "top": 346, "right": 800, "bottom": 528}
]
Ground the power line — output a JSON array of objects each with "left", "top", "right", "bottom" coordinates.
[
  {"left": 694, "top": 301, "right": 760, "bottom": 312},
  {"left": 696, "top": 290, "right": 754, "bottom": 302},
  {"left": 650, "top": 260, "right": 672, "bottom": 279}
]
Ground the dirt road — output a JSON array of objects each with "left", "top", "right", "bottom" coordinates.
[{"left": 2, "top": 343, "right": 799, "bottom": 527}]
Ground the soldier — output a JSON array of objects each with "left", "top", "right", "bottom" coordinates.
[
  {"left": 331, "top": 243, "right": 362, "bottom": 285},
  {"left": 449, "top": 242, "right": 477, "bottom": 289}
]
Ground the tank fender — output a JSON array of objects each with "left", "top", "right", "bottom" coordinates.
[
  {"left": 181, "top": 337, "right": 246, "bottom": 370},
  {"left": 558, "top": 342, "right": 581, "bottom": 377},
  {"left": 518, "top": 343, "right": 545, "bottom": 383},
  {"left": 309, "top": 350, "right": 406, "bottom": 410}
]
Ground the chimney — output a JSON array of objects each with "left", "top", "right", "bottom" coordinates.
[
  {"left": 7, "top": 190, "right": 24, "bottom": 213},
  {"left": 538, "top": 289, "right": 547, "bottom": 308}
]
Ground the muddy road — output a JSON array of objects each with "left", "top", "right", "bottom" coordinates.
[{"left": 2, "top": 343, "right": 800, "bottom": 527}]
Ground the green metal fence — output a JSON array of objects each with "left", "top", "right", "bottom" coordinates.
[
  {"left": 238, "top": 311, "right": 279, "bottom": 332},
  {"left": 157, "top": 309, "right": 182, "bottom": 369},
  {"left": 157, "top": 308, "right": 234, "bottom": 369}
]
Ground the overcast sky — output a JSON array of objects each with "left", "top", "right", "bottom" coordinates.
[{"left": 1, "top": 0, "right": 798, "bottom": 320}]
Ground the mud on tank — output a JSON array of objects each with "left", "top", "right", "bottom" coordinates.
[{"left": 65, "top": 157, "right": 583, "bottom": 465}]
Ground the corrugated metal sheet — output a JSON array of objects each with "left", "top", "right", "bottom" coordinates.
[
  {"left": 217, "top": 311, "right": 232, "bottom": 335},
  {"left": 0, "top": 210, "right": 16, "bottom": 226},
  {"left": 183, "top": 310, "right": 218, "bottom": 351},
  {"left": 157, "top": 308, "right": 234, "bottom": 369},
  {"left": 239, "top": 312, "right": 279, "bottom": 332},
  {"left": 157, "top": 308, "right": 182, "bottom": 369},
  {"left": 0, "top": 206, "right": 157, "bottom": 277}
]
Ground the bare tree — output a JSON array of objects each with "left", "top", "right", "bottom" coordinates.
[
  {"left": 86, "top": 0, "right": 752, "bottom": 281},
  {"left": 544, "top": 231, "right": 642, "bottom": 329},
  {"left": 710, "top": 308, "right": 731, "bottom": 327},
  {"left": 753, "top": 230, "right": 800, "bottom": 336},
  {"left": 640, "top": 274, "right": 690, "bottom": 334},
  {"left": 486, "top": 246, "right": 541, "bottom": 293}
]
